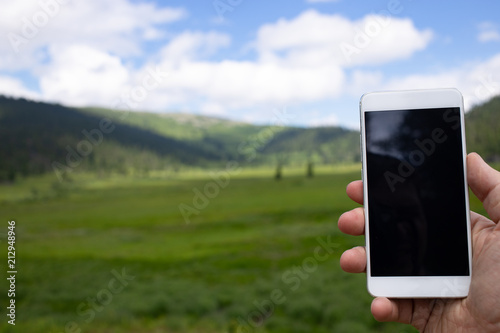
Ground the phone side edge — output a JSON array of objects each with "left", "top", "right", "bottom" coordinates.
[
  {"left": 359, "top": 94, "right": 373, "bottom": 294},
  {"left": 458, "top": 92, "right": 473, "bottom": 282}
]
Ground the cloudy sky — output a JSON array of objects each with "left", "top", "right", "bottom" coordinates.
[{"left": 1, "top": 0, "right": 500, "bottom": 128}]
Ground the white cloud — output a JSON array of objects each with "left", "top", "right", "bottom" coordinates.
[
  {"left": 463, "top": 54, "right": 500, "bottom": 107},
  {"left": 200, "top": 102, "right": 227, "bottom": 116},
  {"left": 307, "top": 112, "right": 339, "bottom": 127},
  {"left": 0, "top": 0, "right": 187, "bottom": 109},
  {"left": 347, "top": 70, "right": 384, "bottom": 95},
  {"left": 152, "top": 58, "right": 344, "bottom": 112},
  {"left": 39, "top": 45, "right": 130, "bottom": 107},
  {"left": 0, "top": 0, "right": 186, "bottom": 69},
  {"left": 477, "top": 22, "right": 500, "bottom": 42},
  {"left": 159, "top": 31, "right": 231, "bottom": 63},
  {"left": 0, "top": 75, "right": 41, "bottom": 100},
  {"left": 348, "top": 53, "right": 500, "bottom": 111},
  {"left": 478, "top": 31, "right": 500, "bottom": 42},
  {"left": 254, "top": 10, "right": 433, "bottom": 67},
  {"left": 0, "top": 6, "right": 459, "bottom": 127},
  {"left": 140, "top": 11, "right": 432, "bottom": 117}
]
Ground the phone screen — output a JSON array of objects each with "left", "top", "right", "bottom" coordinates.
[{"left": 364, "top": 107, "right": 470, "bottom": 277}]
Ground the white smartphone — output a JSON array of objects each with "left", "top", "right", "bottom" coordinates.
[{"left": 359, "top": 88, "right": 472, "bottom": 298}]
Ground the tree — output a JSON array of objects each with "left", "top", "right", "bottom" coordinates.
[{"left": 307, "top": 161, "right": 314, "bottom": 178}]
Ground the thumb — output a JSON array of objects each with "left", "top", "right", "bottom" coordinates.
[{"left": 467, "top": 152, "right": 500, "bottom": 223}]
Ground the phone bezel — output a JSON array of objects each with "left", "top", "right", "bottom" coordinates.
[{"left": 359, "top": 88, "right": 472, "bottom": 298}]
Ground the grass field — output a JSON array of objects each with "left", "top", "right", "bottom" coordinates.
[{"left": 0, "top": 165, "right": 488, "bottom": 333}]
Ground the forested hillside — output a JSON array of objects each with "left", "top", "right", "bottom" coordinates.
[
  {"left": 1, "top": 94, "right": 498, "bottom": 182},
  {"left": 0, "top": 97, "right": 222, "bottom": 181},
  {"left": 466, "top": 95, "right": 500, "bottom": 162},
  {"left": 0, "top": 96, "right": 358, "bottom": 181},
  {"left": 82, "top": 107, "right": 360, "bottom": 165}
]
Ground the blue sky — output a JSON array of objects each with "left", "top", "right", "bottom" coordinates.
[{"left": 1, "top": 0, "right": 500, "bottom": 128}]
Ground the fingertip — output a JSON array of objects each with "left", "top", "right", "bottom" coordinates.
[
  {"left": 467, "top": 152, "right": 489, "bottom": 189},
  {"left": 338, "top": 208, "right": 365, "bottom": 236},
  {"left": 467, "top": 152, "right": 500, "bottom": 222},
  {"left": 371, "top": 297, "right": 395, "bottom": 322},
  {"left": 339, "top": 246, "right": 366, "bottom": 273},
  {"left": 467, "top": 153, "right": 482, "bottom": 183},
  {"left": 346, "top": 180, "right": 361, "bottom": 191},
  {"left": 346, "top": 180, "right": 363, "bottom": 205},
  {"left": 468, "top": 152, "right": 480, "bottom": 159}
]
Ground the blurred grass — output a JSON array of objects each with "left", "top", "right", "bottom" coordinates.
[{"left": 1, "top": 164, "right": 490, "bottom": 332}]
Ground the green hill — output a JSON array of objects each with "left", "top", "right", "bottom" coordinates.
[
  {"left": 0, "top": 97, "right": 222, "bottom": 181},
  {"left": 466, "top": 95, "right": 500, "bottom": 162},
  {"left": 81, "top": 106, "right": 271, "bottom": 162},
  {"left": 82, "top": 107, "right": 360, "bottom": 166},
  {"left": 0, "top": 96, "right": 360, "bottom": 181},
  {"left": 261, "top": 126, "right": 359, "bottom": 165},
  {"left": 1, "top": 93, "right": 498, "bottom": 182}
]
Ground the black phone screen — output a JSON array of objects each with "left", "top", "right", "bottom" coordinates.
[{"left": 364, "top": 107, "right": 470, "bottom": 277}]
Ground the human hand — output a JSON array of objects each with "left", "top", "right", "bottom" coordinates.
[{"left": 338, "top": 152, "right": 500, "bottom": 332}]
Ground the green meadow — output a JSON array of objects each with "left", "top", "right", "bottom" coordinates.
[{"left": 0, "top": 166, "right": 487, "bottom": 333}]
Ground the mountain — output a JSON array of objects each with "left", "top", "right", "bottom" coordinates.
[
  {"left": 0, "top": 96, "right": 359, "bottom": 181},
  {"left": 81, "top": 107, "right": 361, "bottom": 165},
  {"left": 1, "top": 93, "right": 497, "bottom": 182},
  {"left": 0, "top": 97, "right": 235, "bottom": 181},
  {"left": 80, "top": 107, "right": 270, "bottom": 162}
]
